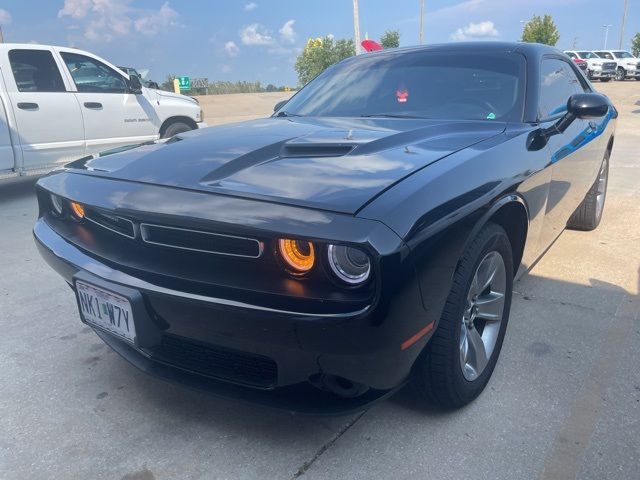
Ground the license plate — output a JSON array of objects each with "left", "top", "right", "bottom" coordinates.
[{"left": 76, "top": 281, "right": 136, "bottom": 343}]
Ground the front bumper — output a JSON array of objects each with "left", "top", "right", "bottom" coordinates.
[
  {"left": 590, "top": 69, "right": 615, "bottom": 78},
  {"left": 34, "top": 218, "right": 427, "bottom": 413}
]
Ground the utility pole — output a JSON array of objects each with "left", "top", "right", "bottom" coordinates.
[
  {"left": 353, "top": 0, "right": 361, "bottom": 55},
  {"left": 603, "top": 24, "right": 612, "bottom": 49},
  {"left": 619, "top": 0, "right": 629, "bottom": 49},
  {"left": 572, "top": 36, "right": 578, "bottom": 49},
  {"left": 0, "top": 26, "right": 4, "bottom": 44},
  {"left": 419, "top": 0, "right": 425, "bottom": 44}
]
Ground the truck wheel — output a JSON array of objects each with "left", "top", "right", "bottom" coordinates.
[
  {"left": 567, "top": 153, "right": 609, "bottom": 231},
  {"left": 600, "top": 78, "right": 612, "bottom": 82},
  {"left": 587, "top": 70, "right": 593, "bottom": 80},
  {"left": 413, "top": 223, "right": 513, "bottom": 409},
  {"left": 161, "top": 121, "right": 193, "bottom": 139},
  {"left": 615, "top": 67, "right": 626, "bottom": 81}
]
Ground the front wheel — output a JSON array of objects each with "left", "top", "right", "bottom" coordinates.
[
  {"left": 615, "top": 67, "right": 626, "bottom": 81},
  {"left": 161, "top": 121, "right": 193, "bottom": 139},
  {"left": 567, "top": 153, "right": 609, "bottom": 231},
  {"left": 413, "top": 223, "right": 513, "bottom": 408}
]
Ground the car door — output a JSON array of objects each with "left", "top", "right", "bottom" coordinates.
[
  {"left": 4, "top": 48, "right": 85, "bottom": 170},
  {"left": 57, "top": 50, "right": 160, "bottom": 155},
  {"left": 538, "top": 57, "right": 606, "bottom": 246}
]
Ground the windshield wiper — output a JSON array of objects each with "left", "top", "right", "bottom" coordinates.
[
  {"left": 275, "top": 111, "right": 302, "bottom": 117},
  {"left": 360, "top": 113, "right": 426, "bottom": 119}
]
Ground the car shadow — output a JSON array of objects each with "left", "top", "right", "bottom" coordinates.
[{"left": 0, "top": 175, "right": 40, "bottom": 202}]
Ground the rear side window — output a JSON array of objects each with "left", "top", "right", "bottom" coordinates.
[
  {"left": 595, "top": 52, "right": 614, "bottom": 60},
  {"left": 8, "top": 49, "right": 66, "bottom": 92},
  {"left": 60, "top": 52, "right": 127, "bottom": 94},
  {"left": 538, "top": 59, "right": 585, "bottom": 120}
]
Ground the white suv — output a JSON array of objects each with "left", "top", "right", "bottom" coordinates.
[
  {"left": 0, "top": 44, "right": 205, "bottom": 179},
  {"left": 593, "top": 50, "right": 640, "bottom": 81},
  {"left": 564, "top": 51, "right": 616, "bottom": 82}
]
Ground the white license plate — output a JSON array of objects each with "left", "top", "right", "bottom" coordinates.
[{"left": 76, "top": 281, "right": 136, "bottom": 343}]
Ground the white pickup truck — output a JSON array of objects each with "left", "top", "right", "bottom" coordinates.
[
  {"left": 593, "top": 50, "right": 640, "bottom": 81},
  {"left": 0, "top": 43, "right": 205, "bottom": 179}
]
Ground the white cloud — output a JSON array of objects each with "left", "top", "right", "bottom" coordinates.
[
  {"left": 279, "top": 19, "right": 296, "bottom": 43},
  {"left": 58, "top": 0, "right": 179, "bottom": 42},
  {"left": 243, "top": 2, "right": 258, "bottom": 11},
  {"left": 133, "top": 2, "right": 178, "bottom": 35},
  {"left": 224, "top": 40, "right": 239, "bottom": 57},
  {"left": 451, "top": 21, "right": 499, "bottom": 41},
  {"left": 240, "top": 23, "right": 274, "bottom": 45},
  {"left": 0, "top": 8, "right": 12, "bottom": 24}
]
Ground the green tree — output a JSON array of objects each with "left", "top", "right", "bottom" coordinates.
[
  {"left": 160, "top": 74, "right": 176, "bottom": 91},
  {"left": 521, "top": 14, "right": 560, "bottom": 46},
  {"left": 631, "top": 32, "right": 640, "bottom": 57},
  {"left": 380, "top": 30, "right": 400, "bottom": 49},
  {"left": 294, "top": 36, "right": 355, "bottom": 86}
]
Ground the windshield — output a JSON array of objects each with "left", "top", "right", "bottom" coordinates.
[
  {"left": 280, "top": 51, "right": 525, "bottom": 122},
  {"left": 613, "top": 51, "right": 634, "bottom": 59},
  {"left": 577, "top": 51, "right": 599, "bottom": 59},
  {"left": 595, "top": 52, "right": 614, "bottom": 60}
]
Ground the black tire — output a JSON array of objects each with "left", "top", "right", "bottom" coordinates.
[
  {"left": 600, "top": 78, "right": 612, "bottom": 82},
  {"left": 161, "top": 121, "right": 193, "bottom": 139},
  {"left": 567, "top": 153, "right": 609, "bottom": 231},
  {"left": 413, "top": 222, "right": 513, "bottom": 409},
  {"left": 615, "top": 67, "right": 626, "bottom": 81}
]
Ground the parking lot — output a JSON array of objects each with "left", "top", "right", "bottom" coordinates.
[{"left": 1, "top": 81, "right": 639, "bottom": 480}]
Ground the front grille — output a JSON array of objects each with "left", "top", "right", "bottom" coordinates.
[
  {"left": 603, "top": 62, "right": 617, "bottom": 70},
  {"left": 140, "top": 223, "right": 263, "bottom": 258},
  {"left": 150, "top": 335, "right": 278, "bottom": 388},
  {"left": 85, "top": 208, "right": 135, "bottom": 239}
]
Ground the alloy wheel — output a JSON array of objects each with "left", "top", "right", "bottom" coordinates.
[
  {"left": 595, "top": 157, "right": 608, "bottom": 219},
  {"left": 459, "top": 251, "right": 506, "bottom": 381},
  {"left": 616, "top": 68, "right": 625, "bottom": 81}
]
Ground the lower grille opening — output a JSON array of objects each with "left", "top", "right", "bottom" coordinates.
[{"left": 150, "top": 335, "right": 278, "bottom": 388}]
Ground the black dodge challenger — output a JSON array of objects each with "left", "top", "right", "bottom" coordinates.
[{"left": 34, "top": 42, "right": 616, "bottom": 413}]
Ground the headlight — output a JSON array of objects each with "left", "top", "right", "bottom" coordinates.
[
  {"left": 70, "top": 201, "right": 85, "bottom": 219},
  {"left": 50, "top": 194, "right": 64, "bottom": 215},
  {"left": 327, "top": 245, "right": 371, "bottom": 285},
  {"left": 278, "top": 238, "right": 315, "bottom": 273},
  {"left": 593, "top": 62, "right": 603, "bottom": 67}
]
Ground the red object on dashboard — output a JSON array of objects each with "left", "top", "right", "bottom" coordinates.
[{"left": 361, "top": 40, "right": 383, "bottom": 52}]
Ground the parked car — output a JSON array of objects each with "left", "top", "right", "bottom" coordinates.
[
  {"left": 572, "top": 57, "right": 588, "bottom": 73},
  {"left": 564, "top": 50, "right": 615, "bottom": 81},
  {"left": 117, "top": 66, "right": 160, "bottom": 90},
  {"left": 34, "top": 42, "right": 616, "bottom": 413},
  {"left": 593, "top": 50, "right": 640, "bottom": 81},
  {"left": 0, "top": 44, "right": 205, "bottom": 180}
]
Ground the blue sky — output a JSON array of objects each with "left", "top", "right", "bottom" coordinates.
[{"left": 0, "top": 0, "right": 637, "bottom": 86}]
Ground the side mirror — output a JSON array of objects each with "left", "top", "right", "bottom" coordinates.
[
  {"left": 567, "top": 93, "right": 609, "bottom": 119},
  {"left": 128, "top": 75, "right": 143, "bottom": 94},
  {"left": 274, "top": 99, "right": 288, "bottom": 112}
]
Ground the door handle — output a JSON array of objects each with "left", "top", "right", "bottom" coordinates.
[
  {"left": 17, "top": 102, "right": 38, "bottom": 110},
  {"left": 83, "top": 102, "right": 103, "bottom": 109}
]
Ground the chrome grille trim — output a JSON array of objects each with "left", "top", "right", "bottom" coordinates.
[{"left": 139, "top": 223, "right": 264, "bottom": 258}]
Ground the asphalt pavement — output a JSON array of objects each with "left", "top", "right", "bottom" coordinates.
[{"left": 0, "top": 83, "right": 638, "bottom": 480}]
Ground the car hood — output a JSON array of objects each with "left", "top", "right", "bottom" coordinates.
[
  {"left": 153, "top": 89, "right": 198, "bottom": 104},
  {"left": 69, "top": 116, "right": 506, "bottom": 214}
]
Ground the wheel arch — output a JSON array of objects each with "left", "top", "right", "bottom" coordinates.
[{"left": 159, "top": 116, "right": 198, "bottom": 137}]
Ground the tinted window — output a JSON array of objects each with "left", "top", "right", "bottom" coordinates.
[
  {"left": 577, "top": 51, "right": 599, "bottom": 59},
  {"left": 538, "top": 59, "right": 585, "bottom": 120},
  {"left": 613, "top": 51, "right": 634, "bottom": 59},
  {"left": 61, "top": 52, "right": 127, "bottom": 93},
  {"left": 565, "top": 52, "right": 576, "bottom": 59},
  {"left": 281, "top": 52, "right": 525, "bottom": 122},
  {"left": 8, "top": 49, "right": 65, "bottom": 92}
]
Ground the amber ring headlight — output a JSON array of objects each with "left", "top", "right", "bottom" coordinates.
[
  {"left": 327, "top": 244, "right": 371, "bottom": 285},
  {"left": 278, "top": 238, "right": 315, "bottom": 273},
  {"left": 70, "top": 201, "right": 85, "bottom": 219},
  {"left": 50, "top": 194, "right": 64, "bottom": 215}
]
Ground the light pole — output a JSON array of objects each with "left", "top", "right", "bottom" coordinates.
[
  {"left": 619, "top": 0, "right": 628, "bottom": 49},
  {"left": 419, "top": 0, "right": 425, "bottom": 44},
  {"left": 602, "top": 24, "right": 612, "bottom": 49},
  {"left": 353, "top": 0, "right": 361, "bottom": 55},
  {"left": 519, "top": 20, "right": 525, "bottom": 41}
]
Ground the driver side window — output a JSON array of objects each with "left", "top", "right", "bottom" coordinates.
[{"left": 60, "top": 52, "right": 127, "bottom": 94}]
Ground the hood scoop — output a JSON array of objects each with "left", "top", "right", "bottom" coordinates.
[{"left": 280, "top": 144, "right": 355, "bottom": 158}]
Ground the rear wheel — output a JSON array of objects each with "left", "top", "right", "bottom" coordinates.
[
  {"left": 413, "top": 223, "right": 513, "bottom": 408},
  {"left": 161, "top": 121, "right": 193, "bottom": 139},
  {"left": 567, "top": 153, "right": 609, "bottom": 231}
]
